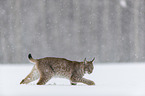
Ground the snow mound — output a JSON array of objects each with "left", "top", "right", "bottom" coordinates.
[{"left": 0, "top": 63, "right": 145, "bottom": 96}]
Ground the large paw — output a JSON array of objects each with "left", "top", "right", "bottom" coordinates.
[
  {"left": 37, "top": 82, "right": 46, "bottom": 85},
  {"left": 88, "top": 81, "right": 95, "bottom": 85},
  {"left": 71, "top": 82, "right": 77, "bottom": 85},
  {"left": 20, "top": 78, "right": 30, "bottom": 84},
  {"left": 20, "top": 79, "right": 25, "bottom": 84}
]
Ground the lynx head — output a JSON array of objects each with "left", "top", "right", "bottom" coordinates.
[{"left": 84, "top": 58, "right": 95, "bottom": 74}]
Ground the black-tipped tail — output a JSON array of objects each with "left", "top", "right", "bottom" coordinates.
[
  {"left": 28, "top": 54, "right": 32, "bottom": 59},
  {"left": 28, "top": 53, "right": 36, "bottom": 63}
]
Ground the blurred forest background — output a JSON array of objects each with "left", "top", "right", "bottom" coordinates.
[{"left": 0, "top": 0, "right": 145, "bottom": 64}]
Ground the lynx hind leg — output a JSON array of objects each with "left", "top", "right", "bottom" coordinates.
[
  {"left": 37, "top": 66, "right": 54, "bottom": 85},
  {"left": 71, "top": 76, "right": 95, "bottom": 85},
  {"left": 20, "top": 65, "right": 39, "bottom": 84}
]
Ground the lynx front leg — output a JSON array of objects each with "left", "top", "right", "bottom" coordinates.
[
  {"left": 20, "top": 65, "right": 39, "bottom": 84},
  {"left": 80, "top": 78, "right": 95, "bottom": 85},
  {"left": 71, "top": 76, "right": 95, "bottom": 85}
]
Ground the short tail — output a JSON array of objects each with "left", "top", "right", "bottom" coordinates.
[{"left": 28, "top": 54, "right": 37, "bottom": 63}]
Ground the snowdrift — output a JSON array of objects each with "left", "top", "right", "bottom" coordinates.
[{"left": 0, "top": 63, "right": 145, "bottom": 96}]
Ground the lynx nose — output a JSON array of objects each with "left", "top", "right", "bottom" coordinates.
[
  {"left": 88, "top": 70, "right": 93, "bottom": 74},
  {"left": 88, "top": 71, "right": 91, "bottom": 74}
]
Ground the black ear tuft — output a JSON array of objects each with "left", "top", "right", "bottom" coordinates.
[{"left": 91, "top": 57, "right": 95, "bottom": 62}]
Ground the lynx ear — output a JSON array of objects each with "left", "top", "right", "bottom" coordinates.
[
  {"left": 91, "top": 57, "right": 95, "bottom": 62},
  {"left": 84, "top": 58, "right": 87, "bottom": 65}
]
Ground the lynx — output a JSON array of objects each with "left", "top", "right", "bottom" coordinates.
[{"left": 20, "top": 54, "right": 95, "bottom": 85}]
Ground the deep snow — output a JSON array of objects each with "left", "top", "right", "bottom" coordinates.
[{"left": 0, "top": 63, "right": 145, "bottom": 96}]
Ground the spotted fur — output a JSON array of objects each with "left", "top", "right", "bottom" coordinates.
[{"left": 20, "top": 54, "right": 95, "bottom": 85}]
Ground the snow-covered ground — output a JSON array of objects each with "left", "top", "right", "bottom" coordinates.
[{"left": 0, "top": 63, "right": 145, "bottom": 96}]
